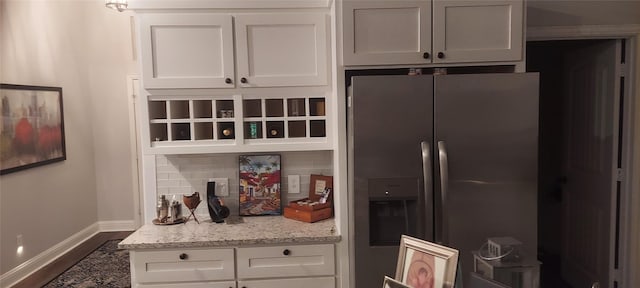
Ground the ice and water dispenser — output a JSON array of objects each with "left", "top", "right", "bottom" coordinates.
[{"left": 367, "top": 177, "right": 423, "bottom": 246}]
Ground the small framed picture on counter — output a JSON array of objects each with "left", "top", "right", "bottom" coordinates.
[
  {"left": 383, "top": 276, "right": 411, "bottom": 288},
  {"left": 395, "top": 235, "right": 459, "bottom": 288},
  {"left": 239, "top": 154, "right": 282, "bottom": 216},
  {"left": 310, "top": 174, "right": 333, "bottom": 203}
]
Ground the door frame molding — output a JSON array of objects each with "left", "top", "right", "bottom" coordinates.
[
  {"left": 126, "top": 75, "right": 143, "bottom": 229},
  {"left": 527, "top": 24, "right": 640, "bottom": 288}
]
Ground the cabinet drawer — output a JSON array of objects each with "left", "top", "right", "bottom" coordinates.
[
  {"left": 238, "top": 276, "right": 335, "bottom": 288},
  {"left": 132, "top": 248, "right": 235, "bottom": 283},
  {"left": 237, "top": 244, "right": 335, "bottom": 279}
]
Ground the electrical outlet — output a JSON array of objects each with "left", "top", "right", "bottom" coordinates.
[
  {"left": 288, "top": 175, "right": 300, "bottom": 194},
  {"left": 209, "top": 178, "right": 229, "bottom": 196}
]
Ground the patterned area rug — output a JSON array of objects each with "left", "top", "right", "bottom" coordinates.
[{"left": 43, "top": 240, "right": 130, "bottom": 288}]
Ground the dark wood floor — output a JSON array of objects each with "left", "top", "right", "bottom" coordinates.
[{"left": 11, "top": 231, "right": 133, "bottom": 288}]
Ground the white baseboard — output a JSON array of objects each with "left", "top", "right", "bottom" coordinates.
[
  {"left": 0, "top": 220, "right": 136, "bottom": 288},
  {"left": 98, "top": 220, "right": 137, "bottom": 232},
  {"left": 0, "top": 222, "right": 100, "bottom": 288}
]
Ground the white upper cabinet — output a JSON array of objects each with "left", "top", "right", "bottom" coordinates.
[
  {"left": 342, "top": 0, "right": 524, "bottom": 66},
  {"left": 140, "top": 12, "right": 328, "bottom": 89},
  {"left": 134, "top": 5, "right": 334, "bottom": 153},
  {"left": 432, "top": 0, "right": 523, "bottom": 63},
  {"left": 235, "top": 14, "right": 328, "bottom": 87},
  {"left": 342, "top": 0, "right": 432, "bottom": 65},
  {"left": 140, "top": 14, "right": 235, "bottom": 89}
]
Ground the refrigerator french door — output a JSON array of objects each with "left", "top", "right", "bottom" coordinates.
[{"left": 348, "top": 73, "right": 539, "bottom": 288}]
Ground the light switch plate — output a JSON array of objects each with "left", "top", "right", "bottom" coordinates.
[
  {"left": 208, "top": 178, "right": 229, "bottom": 196},
  {"left": 288, "top": 175, "right": 300, "bottom": 194}
]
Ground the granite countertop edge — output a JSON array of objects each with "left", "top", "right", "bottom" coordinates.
[
  {"left": 118, "top": 235, "right": 341, "bottom": 250},
  {"left": 117, "top": 216, "right": 341, "bottom": 250}
]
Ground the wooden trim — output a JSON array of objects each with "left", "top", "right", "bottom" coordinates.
[{"left": 10, "top": 231, "right": 133, "bottom": 288}]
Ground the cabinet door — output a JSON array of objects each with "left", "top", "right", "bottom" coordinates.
[
  {"left": 343, "top": 0, "right": 432, "bottom": 66},
  {"left": 140, "top": 14, "right": 235, "bottom": 89},
  {"left": 236, "top": 244, "right": 335, "bottom": 279},
  {"left": 432, "top": 0, "right": 523, "bottom": 63},
  {"left": 238, "top": 277, "right": 335, "bottom": 288},
  {"left": 234, "top": 13, "right": 328, "bottom": 87}
]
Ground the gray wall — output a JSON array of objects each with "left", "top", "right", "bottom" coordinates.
[
  {"left": 0, "top": 0, "right": 137, "bottom": 275},
  {"left": 528, "top": 0, "right": 640, "bottom": 27}
]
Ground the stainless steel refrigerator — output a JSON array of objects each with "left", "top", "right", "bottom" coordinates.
[{"left": 348, "top": 73, "right": 539, "bottom": 287}]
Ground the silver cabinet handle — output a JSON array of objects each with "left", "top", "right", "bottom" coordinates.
[
  {"left": 421, "top": 141, "right": 432, "bottom": 240},
  {"left": 437, "top": 141, "right": 449, "bottom": 244}
]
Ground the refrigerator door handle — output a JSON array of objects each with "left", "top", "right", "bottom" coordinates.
[
  {"left": 421, "top": 141, "right": 433, "bottom": 240},
  {"left": 437, "top": 141, "right": 449, "bottom": 244}
]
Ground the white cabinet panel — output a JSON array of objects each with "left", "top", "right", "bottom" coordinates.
[
  {"left": 132, "top": 248, "right": 235, "bottom": 283},
  {"left": 238, "top": 277, "right": 336, "bottom": 288},
  {"left": 137, "top": 281, "right": 236, "bottom": 288},
  {"left": 237, "top": 244, "right": 335, "bottom": 279},
  {"left": 140, "top": 14, "right": 235, "bottom": 89},
  {"left": 238, "top": 277, "right": 335, "bottom": 288},
  {"left": 432, "top": 0, "right": 523, "bottom": 63},
  {"left": 235, "top": 13, "right": 328, "bottom": 87},
  {"left": 343, "top": 0, "right": 432, "bottom": 65}
]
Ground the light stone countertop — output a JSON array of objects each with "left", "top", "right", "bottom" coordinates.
[{"left": 118, "top": 216, "right": 340, "bottom": 249}]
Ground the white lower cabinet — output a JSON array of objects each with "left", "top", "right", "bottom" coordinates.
[
  {"left": 238, "top": 277, "right": 335, "bottom": 288},
  {"left": 130, "top": 244, "right": 335, "bottom": 288}
]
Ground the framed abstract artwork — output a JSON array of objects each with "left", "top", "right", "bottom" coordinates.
[
  {"left": 0, "top": 84, "right": 66, "bottom": 175},
  {"left": 395, "top": 235, "right": 459, "bottom": 288},
  {"left": 239, "top": 154, "right": 281, "bottom": 216}
]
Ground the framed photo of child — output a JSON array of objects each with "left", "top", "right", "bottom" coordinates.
[{"left": 395, "top": 235, "right": 459, "bottom": 288}]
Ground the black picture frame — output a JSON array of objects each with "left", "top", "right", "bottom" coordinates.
[{"left": 0, "top": 84, "right": 66, "bottom": 175}]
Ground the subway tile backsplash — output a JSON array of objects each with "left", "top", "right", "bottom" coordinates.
[{"left": 155, "top": 151, "right": 333, "bottom": 218}]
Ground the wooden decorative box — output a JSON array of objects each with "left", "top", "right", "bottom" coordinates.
[
  {"left": 288, "top": 198, "right": 332, "bottom": 211},
  {"left": 284, "top": 206, "right": 332, "bottom": 223},
  {"left": 284, "top": 174, "right": 334, "bottom": 223}
]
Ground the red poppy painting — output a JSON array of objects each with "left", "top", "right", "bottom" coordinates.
[
  {"left": 1, "top": 84, "right": 65, "bottom": 175},
  {"left": 239, "top": 154, "right": 281, "bottom": 216}
]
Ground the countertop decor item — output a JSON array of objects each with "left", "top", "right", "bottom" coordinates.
[
  {"left": 284, "top": 174, "right": 334, "bottom": 223},
  {"left": 152, "top": 216, "right": 186, "bottom": 225},
  {"left": 1, "top": 84, "right": 66, "bottom": 175},
  {"left": 239, "top": 154, "right": 282, "bottom": 216},
  {"left": 395, "top": 235, "right": 459, "bottom": 288},
  {"left": 183, "top": 192, "right": 201, "bottom": 224}
]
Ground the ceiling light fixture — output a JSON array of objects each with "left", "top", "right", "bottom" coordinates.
[{"left": 105, "top": 0, "right": 128, "bottom": 12}]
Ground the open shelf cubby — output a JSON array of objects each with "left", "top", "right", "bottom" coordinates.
[{"left": 147, "top": 96, "right": 327, "bottom": 146}]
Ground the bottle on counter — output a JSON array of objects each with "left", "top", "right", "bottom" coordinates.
[
  {"left": 157, "top": 195, "right": 169, "bottom": 223},
  {"left": 170, "top": 200, "right": 182, "bottom": 222}
]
